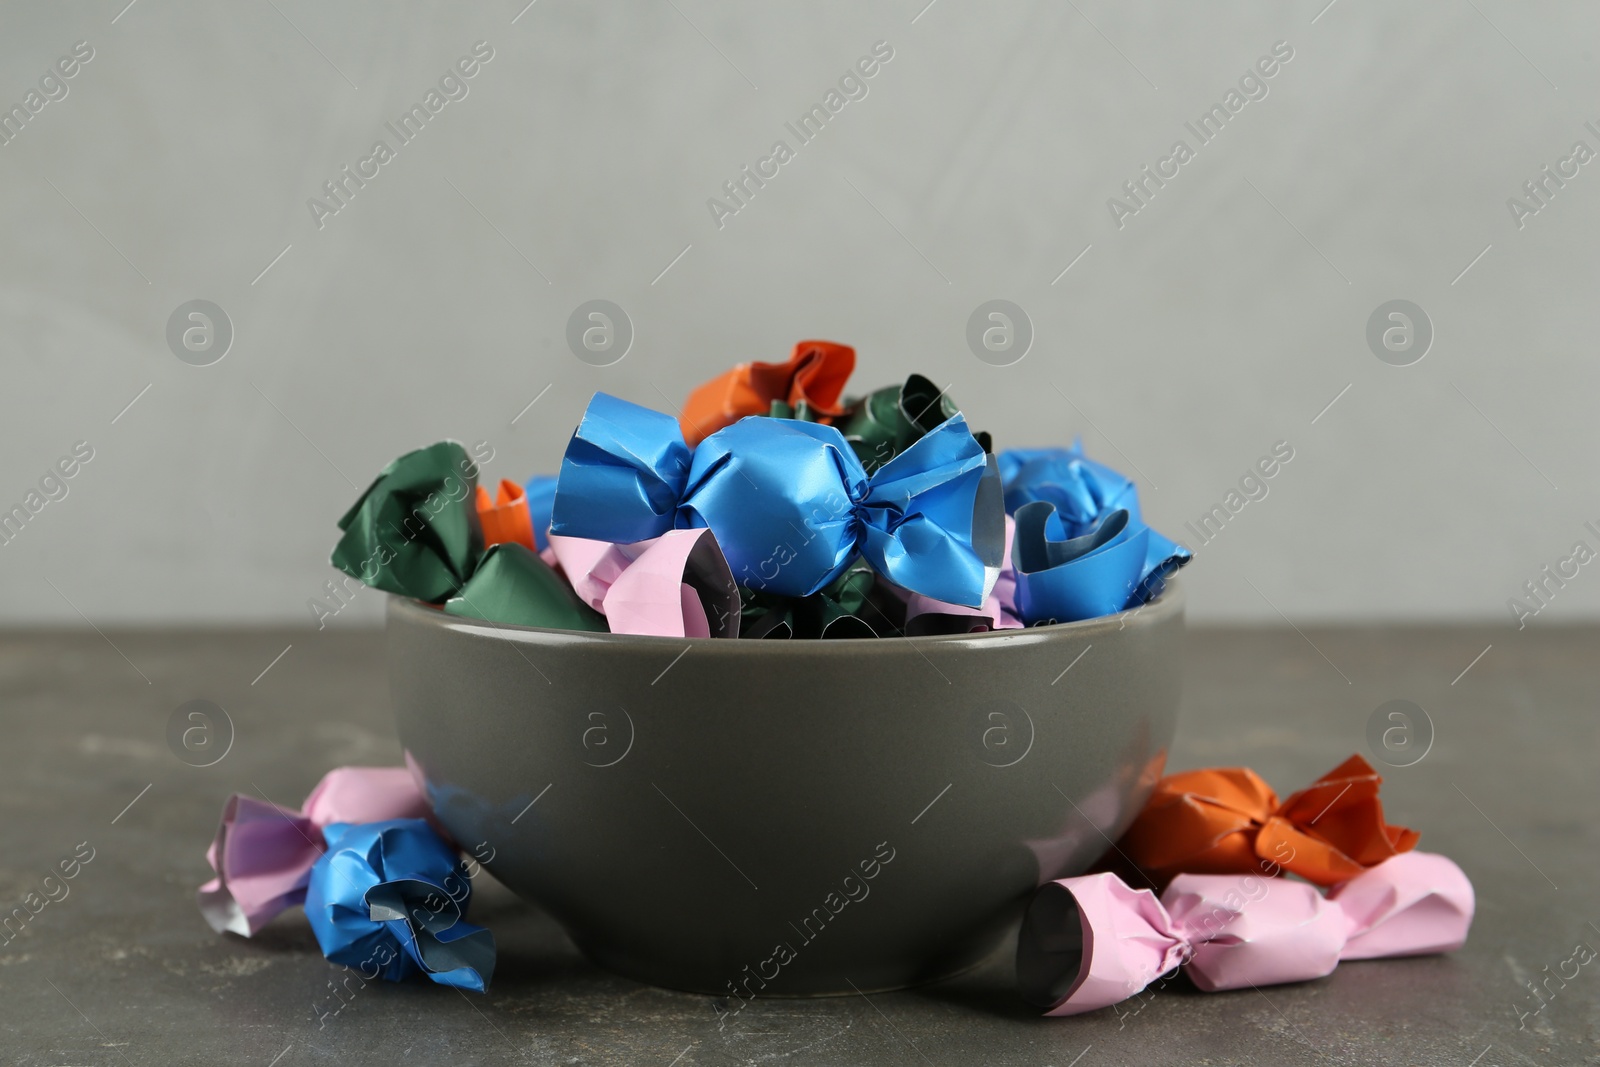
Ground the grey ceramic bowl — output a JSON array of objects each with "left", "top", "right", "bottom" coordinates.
[{"left": 387, "top": 580, "right": 1184, "bottom": 997}]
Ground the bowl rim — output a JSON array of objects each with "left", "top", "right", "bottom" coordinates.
[{"left": 387, "top": 576, "right": 1184, "bottom": 654}]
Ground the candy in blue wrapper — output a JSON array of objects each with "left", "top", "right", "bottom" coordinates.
[
  {"left": 1012, "top": 503, "right": 1150, "bottom": 623},
  {"left": 305, "top": 819, "right": 495, "bottom": 992},
  {"left": 552, "top": 393, "right": 1004, "bottom": 606},
  {"left": 999, "top": 445, "right": 1190, "bottom": 618}
]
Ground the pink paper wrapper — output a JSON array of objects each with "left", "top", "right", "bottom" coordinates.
[
  {"left": 548, "top": 527, "right": 738, "bottom": 638},
  {"left": 197, "top": 766, "right": 432, "bottom": 936},
  {"left": 1019, "top": 851, "right": 1474, "bottom": 1016}
]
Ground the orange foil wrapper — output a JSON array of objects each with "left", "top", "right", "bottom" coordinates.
[
  {"left": 679, "top": 340, "right": 855, "bottom": 446},
  {"left": 474, "top": 479, "right": 535, "bottom": 550},
  {"left": 1116, "top": 754, "right": 1420, "bottom": 888}
]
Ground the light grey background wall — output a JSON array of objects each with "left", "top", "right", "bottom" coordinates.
[{"left": 1, "top": 0, "right": 1596, "bottom": 628}]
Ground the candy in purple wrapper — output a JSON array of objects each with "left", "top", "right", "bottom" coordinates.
[{"left": 196, "top": 766, "right": 434, "bottom": 937}]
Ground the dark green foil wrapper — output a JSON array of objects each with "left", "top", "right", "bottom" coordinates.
[
  {"left": 740, "top": 561, "right": 883, "bottom": 639},
  {"left": 331, "top": 441, "right": 485, "bottom": 603},
  {"left": 838, "top": 374, "right": 978, "bottom": 474},
  {"left": 766, "top": 398, "right": 824, "bottom": 423},
  {"left": 444, "top": 543, "right": 609, "bottom": 632}
]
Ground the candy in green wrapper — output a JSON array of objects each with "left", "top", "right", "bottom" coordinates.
[
  {"left": 741, "top": 561, "right": 881, "bottom": 639},
  {"left": 332, "top": 441, "right": 485, "bottom": 603},
  {"left": 766, "top": 398, "right": 824, "bottom": 423},
  {"left": 444, "top": 543, "right": 608, "bottom": 632},
  {"left": 821, "top": 559, "right": 876, "bottom": 620},
  {"left": 770, "top": 374, "right": 989, "bottom": 474},
  {"left": 838, "top": 374, "right": 976, "bottom": 474}
]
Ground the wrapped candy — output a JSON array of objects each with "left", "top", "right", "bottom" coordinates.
[
  {"left": 680, "top": 340, "right": 855, "bottom": 446},
  {"left": 331, "top": 439, "right": 732, "bottom": 635},
  {"left": 836, "top": 373, "right": 984, "bottom": 475},
  {"left": 306, "top": 819, "right": 495, "bottom": 992},
  {"left": 548, "top": 527, "right": 739, "bottom": 638},
  {"left": 741, "top": 559, "right": 881, "bottom": 639},
  {"left": 326, "top": 350, "right": 1192, "bottom": 635},
  {"left": 475, "top": 479, "right": 535, "bottom": 550},
  {"left": 999, "top": 445, "right": 1190, "bottom": 623},
  {"left": 550, "top": 393, "right": 1004, "bottom": 607},
  {"left": 444, "top": 542, "right": 608, "bottom": 632},
  {"left": 1012, "top": 503, "right": 1152, "bottom": 624},
  {"left": 197, "top": 767, "right": 432, "bottom": 936},
  {"left": 331, "top": 441, "right": 484, "bottom": 603},
  {"left": 1115, "top": 755, "right": 1421, "bottom": 888},
  {"left": 1017, "top": 851, "right": 1473, "bottom": 1015}
]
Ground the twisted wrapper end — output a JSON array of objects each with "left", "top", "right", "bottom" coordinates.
[
  {"left": 197, "top": 795, "right": 320, "bottom": 937},
  {"left": 1018, "top": 873, "right": 1188, "bottom": 1016},
  {"left": 1019, "top": 852, "right": 1474, "bottom": 1017},
  {"left": 551, "top": 393, "right": 692, "bottom": 545},
  {"left": 196, "top": 767, "right": 435, "bottom": 938}
]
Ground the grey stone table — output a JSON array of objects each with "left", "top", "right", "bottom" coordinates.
[{"left": 1, "top": 624, "right": 1595, "bottom": 1066}]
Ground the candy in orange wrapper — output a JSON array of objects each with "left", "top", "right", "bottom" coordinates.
[
  {"left": 475, "top": 479, "right": 535, "bottom": 550},
  {"left": 1115, "top": 766, "right": 1275, "bottom": 882},
  {"left": 1115, "top": 754, "right": 1419, "bottom": 888},
  {"left": 1258, "top": 755, "right": 1421, "bottom": 885},
  {"left": 680, "top": 340, "right": 855, "bottom": 446}
]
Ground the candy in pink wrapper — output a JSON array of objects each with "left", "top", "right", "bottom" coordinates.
[
  {"left": 1016, "top": 869, "right": 1189, "bottom": 1013},
  {"left": 196, "top": 766, "right": 432, "bottom": 937},
  {"left": 197, "top": 796, "right": 322, "bottom": 937},
  {"left": 1162, "top": 875, "right": 1346, "bottom": 991},
  {"left": 301, "top": 765, "right": 433, "bottom": 826},
  {"left": 548, "top": 527, "right": 739, "bottom": 638},
  {"left": 1017, "top": 851, "right": 1474, "bottom": 1016},
  {"left": 1330, "top": 851, "right": 1475, "bottom": 959}
]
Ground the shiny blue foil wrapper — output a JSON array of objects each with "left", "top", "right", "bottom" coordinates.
[
  {"left": 1000, "top": 445, "right": 1191, "bottom": 623},
  {"left": 305, "top": 819, "right": 495, "bottom": 993},
  {"left": 550, "top": 393, "right": 1003, "bottom": 607},
  {"left": 550, "top": 393, "right": 692, "bottom": 546}
]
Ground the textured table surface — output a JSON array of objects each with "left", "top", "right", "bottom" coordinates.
[{"left": 1, "top": 624, "right": 1594, "bottom": 1067}]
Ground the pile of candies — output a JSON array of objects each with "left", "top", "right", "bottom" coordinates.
[
  {"left": 195, "top": 754, "right": 1473, "bottom": 1007},
  {"left": 329, "top": 341, "right": 1193, "bottom": 638},
  {"left": 196, "top": 768, "right": 495, "bottom": 993},
  {"left": 1018, "top": 755, "right": 1473, "bottom": 1016}
]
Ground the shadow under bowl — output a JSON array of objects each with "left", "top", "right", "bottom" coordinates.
[{"left": 387, "top": 580, "right": 1184, "bottom": 996}]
